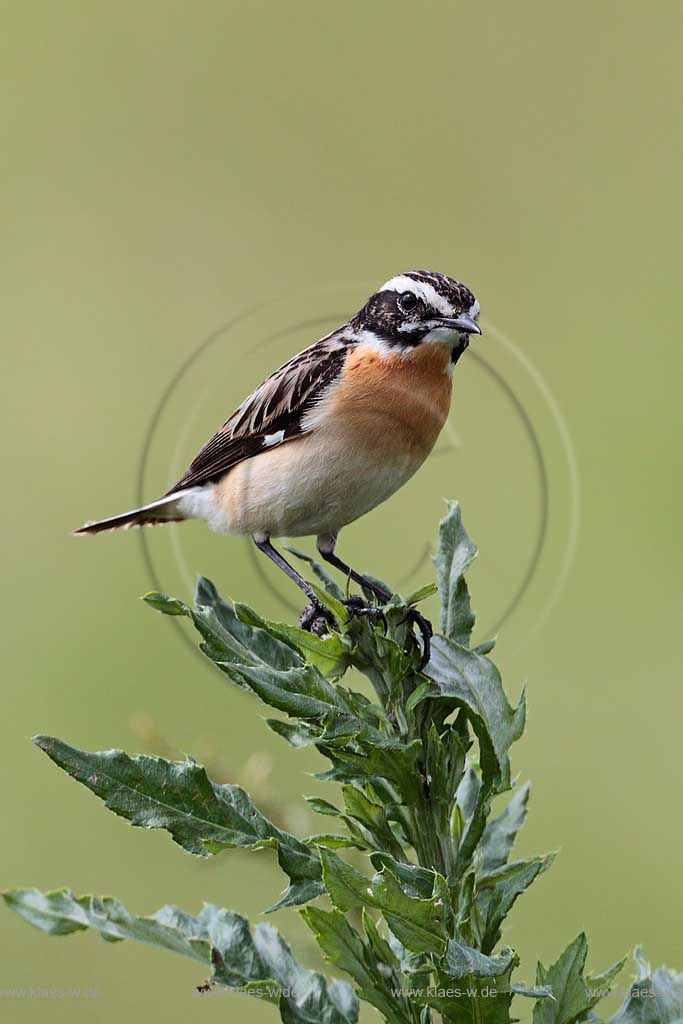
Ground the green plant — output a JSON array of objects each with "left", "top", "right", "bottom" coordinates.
[{"left": 4, "top": 503, "right": 681, "bottom": 1023}]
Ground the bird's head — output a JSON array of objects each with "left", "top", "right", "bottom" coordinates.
[{"left": 352, "top": 270, "right": 481, "bottom": 363}]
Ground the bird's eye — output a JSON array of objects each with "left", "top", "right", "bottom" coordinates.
[{"left": 397, "top": 292, "right": 418, "bottom": 314}]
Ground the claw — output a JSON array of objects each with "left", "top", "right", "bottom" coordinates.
[
  {"left": 299, "top": 600, "right": 336, "bottom": 636},
  {"left": 342, "top": 597, "right": 388, "bottom": 634},
  {"left": 399, "top": 608, "right": 433, "bottom": 669}
]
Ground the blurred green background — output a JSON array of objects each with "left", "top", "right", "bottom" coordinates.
[{"left": 2, "top": 2, "right": 682, "bottom": 1021}]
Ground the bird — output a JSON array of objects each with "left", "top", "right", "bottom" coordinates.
[{"left": 75, "top": 270, "right": 482, "bottom": 663}]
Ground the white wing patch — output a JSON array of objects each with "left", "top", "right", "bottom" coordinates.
[{"left": 263, "top": 430, "right": 285, "bottom": 447}]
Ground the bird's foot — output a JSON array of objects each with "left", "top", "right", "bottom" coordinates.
[
  {"left": 399, "top": 608, "right": 433, "bottom": 670},
  {"left": 299, "top": 600, "right": 336, "bottom": 636},
  {"left": 299, "top": 597, "right": 431, "bottom": 669},
  {"left": 342, "top": 595, "right": 388, "bottom": 632}
]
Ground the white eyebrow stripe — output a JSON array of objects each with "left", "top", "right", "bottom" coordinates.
[
  {"left": 469, "top": 298, "right": 480, "bottom": 318},
  {"left": 380, "top": 274, "right": 454, "bottom": 317}
]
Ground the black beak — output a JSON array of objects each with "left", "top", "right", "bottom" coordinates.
[{"left": 438, "top": 314, "right": 482, "bottom": 335}]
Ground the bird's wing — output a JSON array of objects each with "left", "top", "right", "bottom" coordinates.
[{"left": 166, "top": 330, "right": 352, "bottom": 494}]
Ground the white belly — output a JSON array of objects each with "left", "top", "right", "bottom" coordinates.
[{"left": 177, "top": 431, "right": 425, "bottom": 538}]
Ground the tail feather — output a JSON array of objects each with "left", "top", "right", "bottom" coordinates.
[{"left": 73, "top": 492, "right": 188, "bottom": 536}]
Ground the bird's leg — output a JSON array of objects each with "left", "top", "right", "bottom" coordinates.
[
  {"left": 316, "top": 534, "right": 432, "bottom": 668},
  {"left": 315, "top": 533, "right": 388, "bottom": 631},
  {"left": 316, "top": 534, "right": 390, "bottom": 603},
  {"left": 253, "top": 534, "right": 334, "bottom": 636}
]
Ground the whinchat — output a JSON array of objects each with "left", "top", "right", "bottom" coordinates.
[{"left": 76, "top": 270, "right": 482, "bottom": 660}]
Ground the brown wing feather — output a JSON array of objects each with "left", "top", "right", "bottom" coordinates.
[{"left": 165, "top": 330, "right": 351, "bottom": 494}]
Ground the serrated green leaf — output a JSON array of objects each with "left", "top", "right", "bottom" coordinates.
[
  {"left": 457, "top": 765, "right": 483, "bottom": 821},
  {"left": 33, "top": 736, "right": 322, "bottom": 911},
  {"left": 362, "top": 909, "right": 400, "bottom": 972},
  {"left": 307, "top": 796, "right": 344, "bottom": 817},
  {"left": 430, "top": 984, "right": 516, "bottom": 1024},
  {"left": 308, "top": 580, "right": 349, "bottom": 629},
  {"left": 307, "top": 834, "right": 362, "bottom": 850},
  {"left": 193, "top": 576, "right": 305, "bottom": 672},
  {"left": 146, "top": 576, "right": 303, "bottom": 679},
  {"left": 478, "top": 783, "right": 531, "bottom": 874},
  {"left": 405, "top": 681, "right": 431, "bottom": 717},
  {"left": 209, "top": 914, "right": 359, "bottom": 1023},
  {"left": 3, "top": 890, "right": 358, "bottom": 1023},
  {"left": 266, "top": 719, "right": 320, "bottom": 747},
  {"left": 320, "top": 850, "right": 447, "bottom": 956},
  {"left": 341, "top": 786, "right": 405, "bottom": 859},
  {"left": 317, "top": 737, "right": 423, "bottom": 804},
  {"left": 369, "top": 854, "right": 438, "bottom": 900},
  {"left": 306, "top": 795, "right": 377, "bottom": 853},
  {"left": 422, "top": 723, "right": 468, "bottom": 853},
  {"left": 225, "top": 660, "right": 387, "bottom": 748},
  {"left": 587, "top": 956, "right": 628, "bottom": 997},
  {"left": 406, "top": 583, "right": 439, "bottom": 606},
  {"left": 474, "top": 637, "right": 497, "bottom": 656},
  {"left": 434, "top": 501, "right": 477, "bottom": 647},
  {"left": 431, "top": 944, "right": 519, "bottom": 1024},
  {"left": 346, "top": 612, "right": 418, "bottom": 709},
  {"left": 609, "top": 948, "right": 683, "bottom": 1024},
  {"left": 2, "top": 888, "right": 213, "bottom": 957},
  {"left": 533, "top": 933, "right": 618, "bottom": 1024},
  {"left": 279, "top": 983, "right": 360, "bottom": 1024},
  {"left": 455, "top": 869, "right": 475, "bottom": 933},
  {"left": 235, "top": 603, "right": 351, "bottom": 678},
  {"left": 424, "top": 637, "right": 526, "bottom": 789},
  {"left": 142, "top": 592, "right": 190, "bottom": 616},
  {"left": 388, "top": 931, "right": 435, "bottom": 981},
  {"left": 454, "top": 767, "right": 495, "bottom": 883},
  {"left": 232, "top": 662, "right": 352, "bottom": 722},
  {"left": 477, "top": 854, "right": 555, "bottom": 955},
  {"left": 302, "top": 909, "right": 366, "bottom": 983},
  {"left": 301, "top": 907, "right": 403, "bottom": 1024},
  {"left": 513, "top": 983, "right": 555, "bottom": 999},
  {"left": 441, "top": 939, "right": 517, "bottom": 980}
]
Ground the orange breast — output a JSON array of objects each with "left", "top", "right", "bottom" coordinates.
[{"left": 329, "top": 342, "right": 453, "bottom": 458}]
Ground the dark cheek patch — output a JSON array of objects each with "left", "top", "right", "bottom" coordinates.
[
  {"left": 354, "top": 294, "right": 429, "bottom": 347},
  {"left": 397, "top": 324, "right": 429, "bottom": 347}
]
